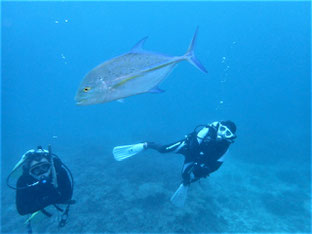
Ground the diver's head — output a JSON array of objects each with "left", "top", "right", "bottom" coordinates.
[
  {"left": 212, "top": 120, "right": 237, "bottom": 142},
  {"left": 29, "top": 157, "right": 51, "bottom": 181},
  {"left": 23, "top": 147, "right": 52, "bottom": 181}
]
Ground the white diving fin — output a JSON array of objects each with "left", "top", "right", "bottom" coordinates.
[
  {"left": 113, "top": 143, "right": 145, "bottom": 161},
  {"left": 170, "top": 183, "right": 189, "bottom": 208}
]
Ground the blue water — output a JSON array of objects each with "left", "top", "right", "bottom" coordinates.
[{"left": 2, "top": 1, "right": 311, "bottom": 233}]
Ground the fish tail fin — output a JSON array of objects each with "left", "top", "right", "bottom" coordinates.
[{"left": 184, "top": 27, "right": 208, "bottom": 73}]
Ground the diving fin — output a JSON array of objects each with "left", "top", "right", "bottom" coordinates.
[
  {"left": 113, "top": 143, "right": 145, "bottom": 161},
  {"left": 24, "top": 211, "right": 40, "bottom": 225},
  {"left": 170, "top": 183, "right": 189, "bottom": 208}
]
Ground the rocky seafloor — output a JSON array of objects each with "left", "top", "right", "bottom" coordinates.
[{"left": 1, "top": 145, "right": 311, "bottom": 233}]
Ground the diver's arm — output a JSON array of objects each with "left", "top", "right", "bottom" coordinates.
[
  {"left": 16, "top": 178, "right": 32, "bottom": 215},
  {"left": 145, "top": 140, "right": 187, "bottom": 154},
  {"left": 58, "top": 167, "right": 73, "bottom": 203},
  {"left": 56, "top": 167, "right": 73, "bottom": 203},
  {"left": 16, "top": 177, "right": 42, "bottom": 215}
]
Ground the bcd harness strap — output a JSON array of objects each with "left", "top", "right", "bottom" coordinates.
[{"left": 40, "top": 208, "right": 52, "bottom": 217}]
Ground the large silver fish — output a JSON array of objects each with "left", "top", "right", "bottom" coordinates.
[{"left": 75, "top": 28, "right": 207, "bottom": 105}]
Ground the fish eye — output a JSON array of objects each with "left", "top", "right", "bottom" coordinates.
[{"left": 83, "top": 87, "right": 91, "bottom": 92}]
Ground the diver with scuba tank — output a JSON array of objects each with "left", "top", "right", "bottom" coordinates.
[
  {"left": 113, "top": 120, "right": 237, "bottom": 207},
  {"left": 7, "top": 145, "right": 74, "bottom": 231}
]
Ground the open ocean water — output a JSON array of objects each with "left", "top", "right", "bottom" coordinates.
[{"left": 1, "top": 1, "right": 311, "bottom": 233}]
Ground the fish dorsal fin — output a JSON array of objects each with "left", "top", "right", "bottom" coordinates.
[{"left": 131, "top": 36, "right": 148, "bottom": 53}]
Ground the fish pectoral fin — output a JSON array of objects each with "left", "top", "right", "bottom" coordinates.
[
  {"left": 148, "top": 86, "right": 165, "bottom": 94},
  {"left": 131, "top": 36, "right": 148, "bottom": 53}
]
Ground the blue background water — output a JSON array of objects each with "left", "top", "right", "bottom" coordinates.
[{"left": 1, "top": 1, "right": 311, "bottom": 233}]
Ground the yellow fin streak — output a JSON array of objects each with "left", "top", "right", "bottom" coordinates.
[
  {"left": 112, "top": 74, "right": 142, "bottom": 89},
  {"left": 112, "top": 60, "right": 177, "bottom": 89}
]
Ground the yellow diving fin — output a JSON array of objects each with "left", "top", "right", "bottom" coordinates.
[{"left": 24, "top": 211, "right": 40, "bottom": 224}]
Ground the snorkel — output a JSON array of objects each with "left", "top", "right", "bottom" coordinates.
[{"left": 49, "top": 145, "right": 58, "bottom": 188}]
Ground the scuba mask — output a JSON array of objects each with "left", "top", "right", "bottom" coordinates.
[
  {"left": 29, "top": 161, "right": 51, "bottom": 181},
  {"left": 211, "top": 121, "right": 236, "bottom": 142}
]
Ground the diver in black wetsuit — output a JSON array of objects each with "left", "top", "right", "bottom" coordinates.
[
  {"left": 113, "top": 120, "right": 237, "bottom": 207},
  {"left": 7, "top": 146, "right": 74, "bottom": 230},
  {"left": 146, "top": 120, "right": 237, "bottom": 185}
]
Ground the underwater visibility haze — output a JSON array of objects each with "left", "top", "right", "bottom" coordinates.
[{"left": 1, "top": 1, "right": 311, "bottom": 233}]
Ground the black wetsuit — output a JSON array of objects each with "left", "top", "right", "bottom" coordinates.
[
  {"left": 148, "top": 125, "right": 232, "bottom": 185},
  {"left": 16, "top": 165, "right": 72, "bottom": 215}
]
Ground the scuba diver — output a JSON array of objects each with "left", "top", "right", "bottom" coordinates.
[
  {"left": 113, "top": 120, "right": 237, "bottom": 207},
  {"left": 7, "top": 145, "right": 74, "bottom": 233}
]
